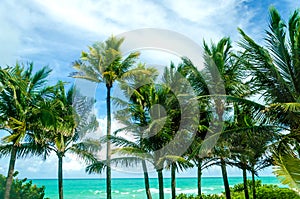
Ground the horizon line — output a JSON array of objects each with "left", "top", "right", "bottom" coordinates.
[{"left": 28, "top": 176, "right": 276, "bottom": 180}]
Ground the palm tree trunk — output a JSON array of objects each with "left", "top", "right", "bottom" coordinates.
[
  {"left": 106, "top": 86, "right": 112, "bottom": 199},
  {"left": 142, "top": 160, "right": 152, "bottom": 199},
  {"left": 171, "top": 163, "right": 176, "bottom": 199},
  {"left": 251, "top": 167, "right": 256, "bottom": 199},
  {"left": 58, "top": 154, "right": 63, "bottom": 199},
  {"left": 4, "top": 145, "right": 17, "bottom": 199},
  {"left": 197, "top": 159, "right": 202, "bottom": 196},
  {"left": 220, "top": 157, "right": 231, "bottom": 199},
  {"left": 242, "top": 163, "right": 249, "bottom": 199},
  {"left": 157, "top": 169, "right": 164, "bottom": 199}
]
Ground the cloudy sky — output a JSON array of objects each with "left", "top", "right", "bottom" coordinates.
[{"left": 0, "top": 0, "right": 299, "bottom": 179}]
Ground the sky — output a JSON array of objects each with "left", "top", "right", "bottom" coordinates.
[{"left": 0, "top": 0, "right": 300, "bottom": 179}]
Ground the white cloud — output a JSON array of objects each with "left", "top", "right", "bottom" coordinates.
[
  {"left": 63, "top": 154, "right": 86, "bottom": 172},
  {"left": 164, "top": 0, "right": 237, "bottom": 23},
  {"left": 27, "top": 166, "right": 39, "bottom": 173},
  {"left": 0, "top": 0, "right": 256, "bottom": 82},
  {"left": 0, "top": 1, "right": 27, "bottom": 66},
  {"left": 33, "top": 0, "right": 120, "bottom": 36},
  {"left": 32, "top": 0, "right": 168, "bottom": 36},
  {"left": 161, "top": 0, "right": 254, "bottom": 41}
]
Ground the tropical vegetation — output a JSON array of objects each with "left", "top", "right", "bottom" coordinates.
[
  {"left": 176, "top": 180, "right": 300, "bottom": 199},
  {"left": 71, "top": 36, "right": 140, "bottom": 199},
  {"left": 0, "top": 6, "right": 300, "bottom": 199},
  {"left": 0, "top": 172, "right": 48, "bottom": 199}
]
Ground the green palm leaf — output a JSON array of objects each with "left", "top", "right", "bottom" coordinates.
[{"left": 273, "top": 151, "right": 300, "bottom": 193}]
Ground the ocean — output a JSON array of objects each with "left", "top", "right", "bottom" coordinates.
[{"left": 31, "top": 176, "right": 281, "bottom": 199}]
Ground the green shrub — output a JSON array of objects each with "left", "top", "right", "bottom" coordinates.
[
  {"left": 0, "top": 172, "right": 48, "bottom": 199},
  {"left": 231, "top": 180, "right": 261, "bottom": 193},
  {"left": 256, "top": 184, "right": 300, "bottom": 199},
  {"left": 230, "top": 180, "right": 300, "bottom": 199},
  {"left": 176, "top": 193, "right": 224, "bottom": 199},
  {"left": 176, "top": 193, "right": 199, "bottom": 199},
  {"left": 176, "top": 180, "right": 300, "bottom": 199}
]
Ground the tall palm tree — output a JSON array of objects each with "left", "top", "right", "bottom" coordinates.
[
  {"left": 36, "top": 81, "right": 99, "bottom": 199},
  {"left": 162, "top": 64, "right": 196, "bottom": 199},
  {"left": 71, "top": 36, "right": 140, "bottom": 199},
  {"left": 187, "top": 138, "right": 218, "bottom": 196},
  {"left": 179, "top": 57, "right": 217, "bottom": 197},
  {"left": 0, "top": 63, "right": 52, "bottom": 199},
  {"left": 239, "top": 6, "right": 300, "bottom": 191},
  {"left": 225, "top": 105, "right": 277, "bottom": 199},
  {"left": 97, "top": 63, "right": 196, "bottom": 199},
  {"left": 114, "top": 68, "right": 168, "bottom": 199},
  {"left": 202, "top": 37, "right": 248, "bottom": 199},
  {"left": 86, "top": 64, "right": 157, "bottom": 199}
]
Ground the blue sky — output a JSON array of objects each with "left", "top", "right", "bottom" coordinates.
[{"left": 0, "top": 0, "right": 299, "bottom": 179}]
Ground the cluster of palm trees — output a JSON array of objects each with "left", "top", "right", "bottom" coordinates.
[
  {"left": 1, "top": 6, "right": 300, "bottom": 199},
  {"left": 0, "top": 64, "right": 99, "bottom": 199}
]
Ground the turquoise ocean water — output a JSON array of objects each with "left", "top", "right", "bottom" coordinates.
[{"left": 31, "top": 176, "right": 281, "bottom": 199}]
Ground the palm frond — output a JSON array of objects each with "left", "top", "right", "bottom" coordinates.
[
  {"left": 0, "top": 143, "right": 13, "bottom": 158},
  {"left": 86, "top": 160, "right": 106, "bottom": 174},
  {"left": 112, "top": 147, "right": 152, "bottom": 160},
  {"left": 68, "top": 143, "right": 98, "bottom": 165},
  {"left": 269, "top": 102, "right": 300, "bottom": 113},
  {"left": 101, "top": 135, "right": 139, "bottom": 148},
  {"left": 110, "top": 156, "right": 143, "bottom": 167},
  {"left": 273, "top": 150, "right": 300, "bottom": 193}
]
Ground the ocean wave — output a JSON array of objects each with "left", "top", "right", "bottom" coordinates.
[
  {"left": 149, "top": 188, "right": 159, "bottom": 193},
  {"left": 203, "top": 187, "right": 215, "bottom": 190},
  {"left": 177, "top": 189, "right": 198, "bottom": 194},
  {"left": 132, "top": 188, "right": 145, "bottom": 193},
  {"left": 94, "top": 190, "right": 104, "bottom": 195},
  {"left": 148, "top": 188, "right": 181, "bottom": 194}
]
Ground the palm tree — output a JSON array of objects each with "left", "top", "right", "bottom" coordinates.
[
  {"left": 71, "top": 36, "right": 140, "bottom": 199},
  {"left": 179, "top": 57, "right": 217, "bottom": 197},
  {"left": 202, "top": 37, "right": 249, "bottom": 199},
  {"left": 36, "top": 81, "right": 99, "bottom": 199},
  {"left": 98, "top": 62, "right": 196, "bottom": 199},
  {"left": 239, "top": 6, "right": 300, "bottom": 191},
  {"left": 113, "top": 67, "right": 168, "bottom": 199},
  {"left": 86, "top": 64, "right": 157, "bottom": 199},
  {"left": 0, "top": 63, "right": 52, "bottom": 199},
  {"left": 162, "top": 64, "right": 197, "bottom": 199},
  {"left": 225, "top": 105, "right": 277, "bottom": 199},
  {"left": 174, "top": 37, "right": 251, "bottom": 199},
  {"left": 187, "top": 138, "right": 218, "bottom": 196}
]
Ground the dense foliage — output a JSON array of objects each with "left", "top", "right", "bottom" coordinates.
[
  {"left": 176, "top": 180, "right": 300, "bottom": 199},
  {"left": 0, "top": 173, "right": 48, "bottom": 199}
]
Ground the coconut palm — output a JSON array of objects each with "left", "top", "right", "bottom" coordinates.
[
  {"left": 98, "top": 63, "right": 196, "bottom": 199},
  {"left": 162, "top": 64, "right": 198, "bottom": 199},
  {"left": 86, "top": 64, "right": 157, "bottom": 199},
  {"left": 187, "top": 138, "right": 219, "bottom": 196},
  {"left": 36, "top": 81, "right": 99, "bottom": 199},
  {"left": 186, "top": 37, "right": 249, "bottom": 199},
  {"left": 225, "top": 104, "right": 277, "bottom": 199},
  {"left": 113, "top": 68, "right": 169, "bottom": 199},
  {"left": 71, "top": 36, "right": 140, "bottom": 199},
  {"left": 88, "top": 84, "right": 168, "bottom": 199},
  {"left": 239, "top": 6, "right": 300, "bottom": 191},
  {"left": 179, "top": 57, "right": 218, "bottom": 196},
  {"left": 0, "top": 63, "right": 52, "bottom": 199}
]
